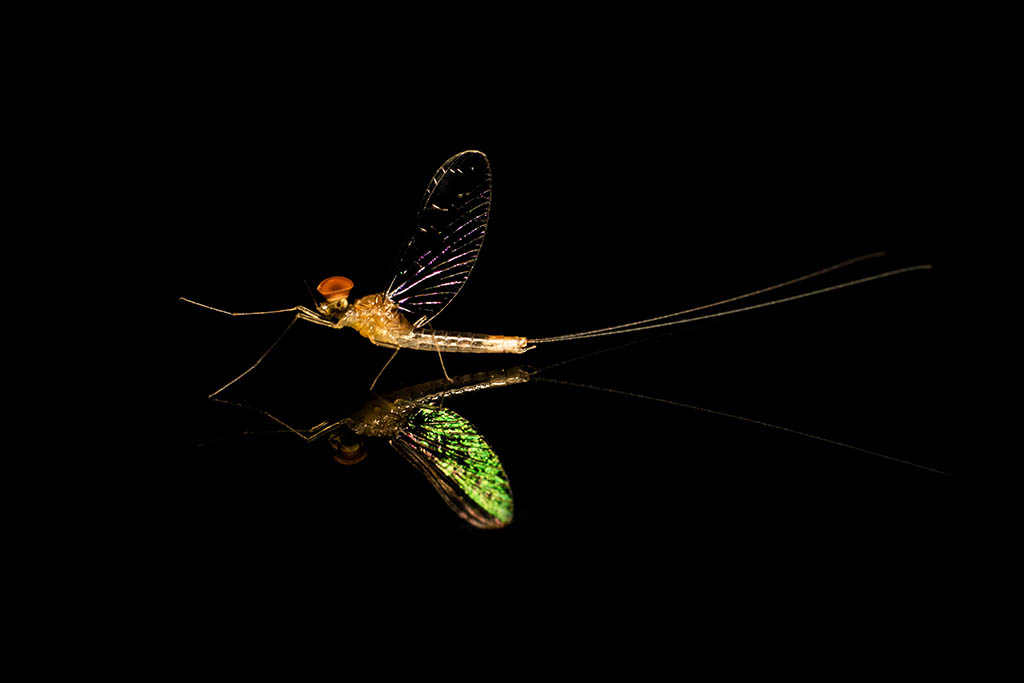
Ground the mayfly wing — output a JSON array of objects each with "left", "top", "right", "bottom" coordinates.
[
  {"left": 388, "top": 404, "right": 513, "bottom": 529},
  {"left": 385, "top": 150, "right": 492, "bottom": 327}
]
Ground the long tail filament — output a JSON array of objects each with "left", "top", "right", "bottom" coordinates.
[{"left": 531, "top": 255, "right": 930, "bottom": 344}]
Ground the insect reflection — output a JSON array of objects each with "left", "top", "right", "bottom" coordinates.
[
  {"left": 215, "top": 354, "right": 945, "bottom": 530},
  {"left": 234, "top": 367, "right": 534, "bottom": 529}
]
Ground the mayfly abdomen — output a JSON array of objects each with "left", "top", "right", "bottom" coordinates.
[{"left": 399, "top": 329, "right": 529, "bottom": 354}]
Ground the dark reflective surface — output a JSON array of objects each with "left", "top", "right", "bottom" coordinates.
[{"left": 167, "top": 136, "right": 952, "bottom": 561}]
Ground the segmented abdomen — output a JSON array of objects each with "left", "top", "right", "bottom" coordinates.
[{"left": 398, "top": 329, "right": 529, "bottom": 354}]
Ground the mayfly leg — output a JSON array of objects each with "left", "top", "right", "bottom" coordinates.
[
  {"left": 410, "top": 315, "right": 453, "bottom": 382},
  {"left": 179, "top": 298, "right": 323, "bottom": 321},
  {"left": 179, "top": 297, "right": 328, "bottom": 397},
  {"left": 208, "top": 316, "right": 300, "bottom": 398},
  {"left": 367, "top": 321, "right": 454, "bottom": 392},
  {"left": 369, "top": 349, "right": 401, "bottom": 393},
  {"left": 435, "top": 345, "right": 452, "bottom": 383},
  {"left": 207, "top": 395, "right": 343, "bottom": 442},
  {"left": 425, "top": 322, "right": 453, "bottom": 383}
]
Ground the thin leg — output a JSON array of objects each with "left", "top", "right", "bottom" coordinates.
[
  {"left": 180, "top": 298, "right": 304, "bottom": 317},
  {"left": 209, "top": 315, "right": 300, "bottom": 398},
  {"left": 436, "top": 344, "right": 452, "bottom": 382},
  {"left": 424, "top": 324, "right": 452, "bottom": 382},
  {"left": 369, "top": 348, "right": 400, "bottom": 392},
  {"left": 208, "top": 396, "right": 343, "bottom": 442},
  {"left": 183, "top": 295, "right": 338, "bottom": 396},
  {"left": 180, "top": 297, "right": 334, "bottom": 328}
]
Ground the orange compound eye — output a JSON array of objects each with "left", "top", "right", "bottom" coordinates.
[{"left": 317, "top": 276, "right": 354, "bottom": 302}]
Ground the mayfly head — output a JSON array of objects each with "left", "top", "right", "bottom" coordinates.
[
  {"left": 328, "top": 424, "right": 366, "bottom": 465},
  {"left": 316, "top": 276, "right": 354, "bottom": 319}
]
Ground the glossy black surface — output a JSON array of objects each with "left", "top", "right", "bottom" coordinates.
[{"left": 167, "top": 136, "right": 950, "bottom": 554}]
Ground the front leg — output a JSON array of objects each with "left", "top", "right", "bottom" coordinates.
[
  {"left": 179, "top": 297, "right": 304, "bottom": 317},
  {"left": 181, "top": 297, "right": 339, "bottom": 396},
  {"left": 179, "top": 298, "right": 334, "bottom": 329}
]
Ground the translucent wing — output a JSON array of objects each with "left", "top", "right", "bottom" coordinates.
[
  {"left": 385, "top": 150, "right": 492, "bottom": 327},
  {"left": 389, "top": 404, "right": 513, "bottom": 529}
]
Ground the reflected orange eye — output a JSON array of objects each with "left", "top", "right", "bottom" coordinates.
[
  {"left": 329, "top": 431, "right": 366, "bottom": 465},
  {"left": 332, "top": 449, "right": 367, "bottom": 465},
  {"left": 317, "top": 276, "right": 354, "bottom": 302}
]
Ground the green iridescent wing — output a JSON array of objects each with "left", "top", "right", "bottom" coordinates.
[{"left": 389, "top": 404, "right": 513, "bottom": 529}]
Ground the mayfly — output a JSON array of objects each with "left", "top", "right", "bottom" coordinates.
[{"left": 181, "top": 150, "right": 931, "bottom": 394}]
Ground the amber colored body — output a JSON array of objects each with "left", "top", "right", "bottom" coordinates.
[{"left": 338, "top": 293, "right": 529, "bottom": 354}]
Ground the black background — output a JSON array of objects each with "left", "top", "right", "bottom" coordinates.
[
  {"left": 13, "top": 9, "right": 987, "bottom": 662},
  {"left": 132, "top": 53, "right": 959, "bottom": 595}
]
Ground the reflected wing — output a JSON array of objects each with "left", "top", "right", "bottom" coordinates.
[
  {"left": 389, "top": 404, "right": 513, "bottom": 529},
  {"left": 385, "top": 150, "right": 492, "bottom": 327}
]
